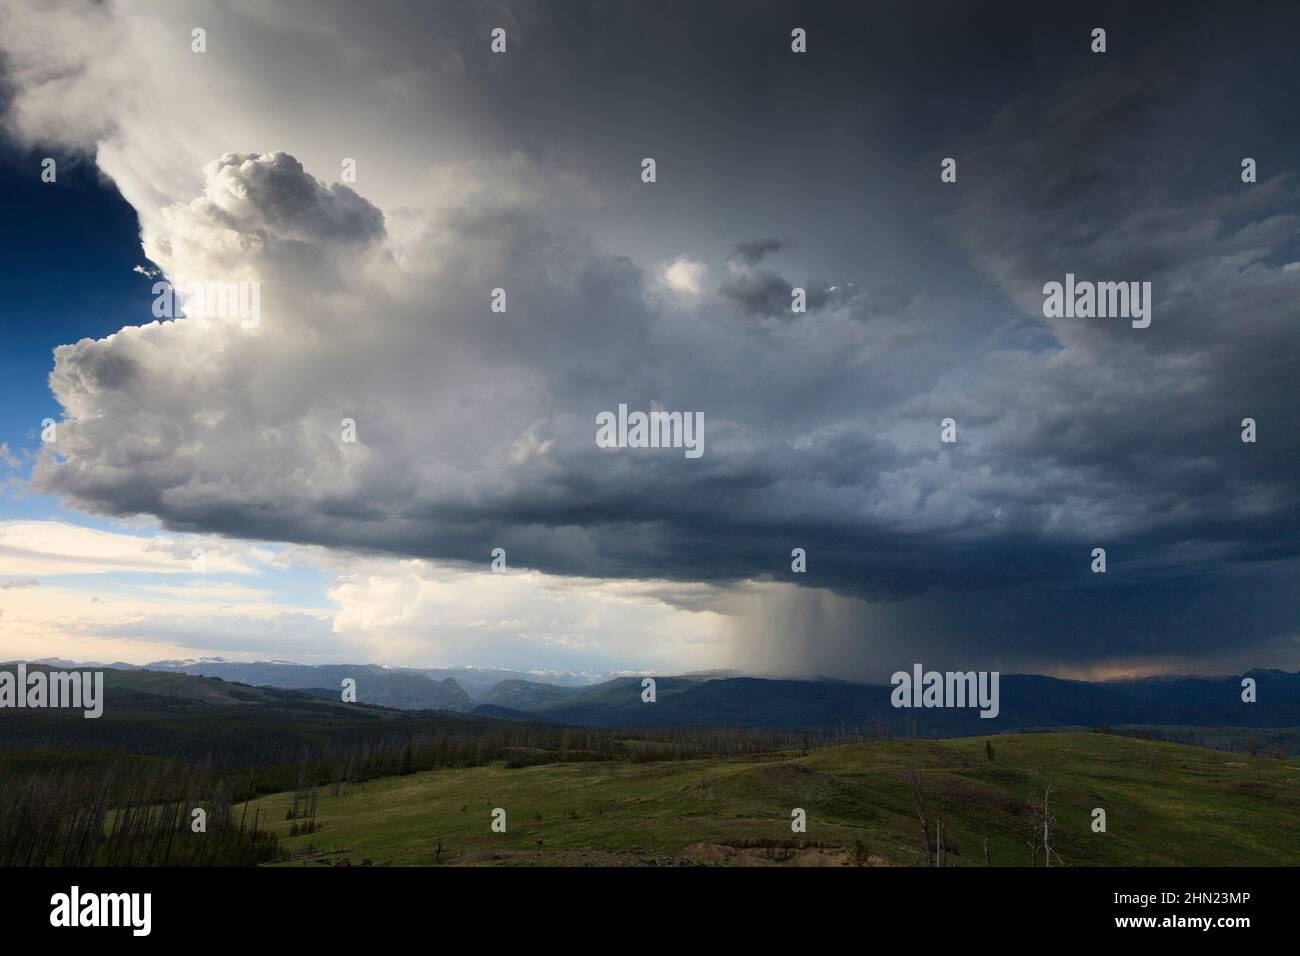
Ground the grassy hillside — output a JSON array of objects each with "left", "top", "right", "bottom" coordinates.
[
  {"left": 246, "top": 732, "right": 1300, "bottom": 866},
  {"left": 0, "top": 666, "right": 859, "bottom": 814}
]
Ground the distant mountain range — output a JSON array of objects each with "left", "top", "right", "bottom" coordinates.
[
  {"left": 510, "top": 671, "right": 1300, "bottom": 734},
  {"left": 138, "top": 660, "right": 475, "bottom": 711},
  {"left": 26, "top": 659, "right": 1300, "bottom": 734},
  {"left": 32, "top": 658, "right": 599, "bottom": 713}
]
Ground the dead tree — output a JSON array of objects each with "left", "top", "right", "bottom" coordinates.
[
  {"left": 907, "top": 767, "right": 935, "bottom": 866},
  {"left": 1026, "top": 784, "right": 1064, "bottom": 867}
]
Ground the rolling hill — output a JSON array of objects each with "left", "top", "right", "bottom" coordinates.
[
  {"left": 516, "top": 671, "right": 1300, "bottom": 734},
  {"left": 245, "top": 732, "right": 1300, "bottom": 866},
  {"left": 137, "top": 660, "right": 475, "bottom": 711},
  {"left": 20, "top": 660, "right": 1300, "bottom": 744},
  {"left": 480, "top": 679, "right": 580, "bottom": 710},
  {"left": 0, "top": 664, "right": 519, "bottom": 787}
]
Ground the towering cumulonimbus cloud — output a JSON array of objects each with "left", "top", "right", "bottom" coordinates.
[{"left": 3, "top": 0, "right": 1299, "bottom": 675}]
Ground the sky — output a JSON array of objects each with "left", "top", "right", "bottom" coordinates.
[{"left": 0, "top": 0, "right": 1297, "bottom": 680}]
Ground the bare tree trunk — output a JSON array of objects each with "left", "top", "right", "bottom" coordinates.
[
  {"left": 1027, "top": 783, "right": 1061, "bottom": 867},
  {"left": 908, "top": 767, "right": 934, "bottom": 866}
]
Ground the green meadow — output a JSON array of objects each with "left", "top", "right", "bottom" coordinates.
[{"left": 245, "top": 733, "right": 1300, "bottom": 867}]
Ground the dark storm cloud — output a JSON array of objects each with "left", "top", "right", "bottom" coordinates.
[
  {"left": 730, "top": 238, "right": 786, "bottom": 267},
  {"left": 718, "top": 268, "right": 792, "bottom": 316},
  {"left": 718, "top": 268, "right": 873, "bottom": 319},
  {"left": 8, "top": 0, "right": 1300, "bottom": 673}
]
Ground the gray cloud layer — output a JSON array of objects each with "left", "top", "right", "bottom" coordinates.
[{"left": 4, "top": 0, "right": 1299, "bottom": 673}]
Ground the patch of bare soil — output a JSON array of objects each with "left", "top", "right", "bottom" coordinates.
[{"left": 683, "top": 839, "right": 893, "bottom": 866}]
